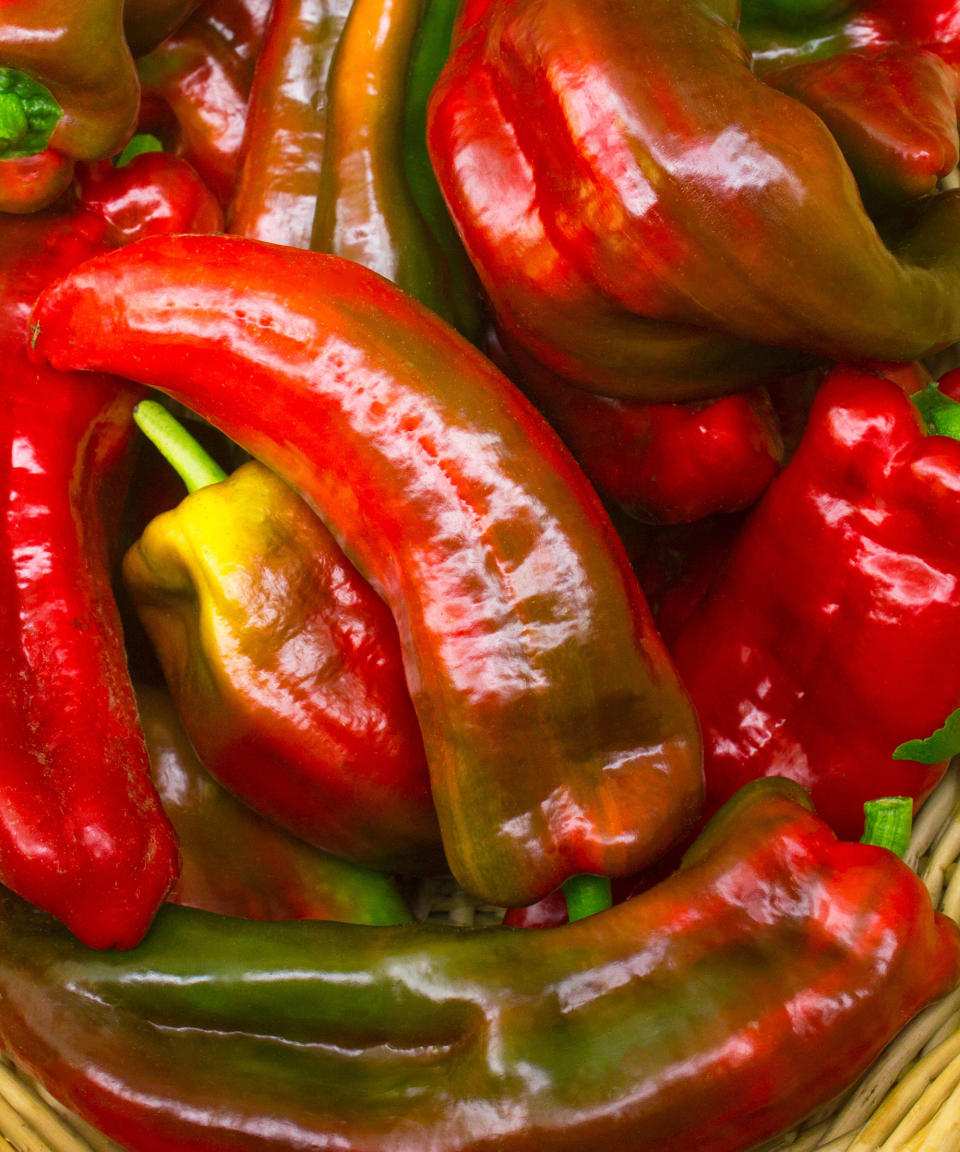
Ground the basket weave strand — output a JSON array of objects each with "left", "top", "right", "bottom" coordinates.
[{"left": 4, "top": 764, "right": 960, "bottom": 1152}]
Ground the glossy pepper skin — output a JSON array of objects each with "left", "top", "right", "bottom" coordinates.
[
  {"left": 228, "top": 0, "right": 354, "bottom": 248},
  {"left": 28, "top": 233, "right": 703, "bottom": 910},
  {"left": 0, "top": 0, "right": 139, "bottom": 213},
  {"left": 137, "top": 683, "right": 412, "bottom": 925},
  {"left": 427, "top": 0, "right": 960, "bottom": 402},
  {"left": 671, "top": 365, "right": 960, "bottom": 840},
  {"left": 0, "top": 208, "right": 179, "bottom": 949},
  {"left": 122, "top": 0, "right": 203, "bottom": 56},
  {"left": 311, "top": 0, "right": 482, "bottom": 339},
  {"left": 124, "top": 459, "right": 443, "bottom": 875},
  {"left": 0, "top": 778, "right": 956, "bottom": 1152}
]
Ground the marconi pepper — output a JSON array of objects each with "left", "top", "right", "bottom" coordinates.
[
  {"left": 137, "top": 683, "right": 412, "bottom": 925},
  {"left": 426, "top": 0, "right": 960, "bottom": 402},
  {"left": 125, "top": 402, "right": 442, "bottom": 875},
  {"left": 0, "top": 778, "right": 955, "bottom": 1152},
  {"left": 671, "top": 365, "right": 960, "bottom": 840},
  {"left": 0, "top": 0, "right": 139, "bottom": 213},
  {"left": 27, "top": 233, "right": 703, "bottom": 910}
]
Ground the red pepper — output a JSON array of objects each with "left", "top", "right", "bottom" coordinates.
[
  {"left": 671, "top": 364, "right": 960, "bottom": 840},
  {"left": 0, "top": 207, "right": 179, "bottom": 949},
  {"left": 27, "top": 233, "right": 703, "bottom": 910}
]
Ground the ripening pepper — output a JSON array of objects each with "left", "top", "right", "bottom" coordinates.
[
  {"left": 228, "top": 0, "right": 354, "bottom": 248},
  {"left": 124, "top": 405, "right": 443, "bottom": 875},
  {"left": 311, "top": 0, "right": 483, "bottom": 339},
  {"left": 671, "top": 364, "right": 960, "bottom": 840},
  {"left": 122, "top": 0, "right": 203, "bottom": 57},
  {"left": 0, "top": 206, "right": 179, "bottom": 949},
  {"left": 426, "top": 0, "right": 960, "bottom": 402},
  {"left": 27, "top": 232, "right": 703, "bottom": 910},
  {"left": 137, "top": 682, "right": 412, "bottom": 925},
  {"left": 0, "top": 0, "right": 139, "bottom": 213},
  {"left": 0, "top": 777, "right": 955, "bottom": 1152}
]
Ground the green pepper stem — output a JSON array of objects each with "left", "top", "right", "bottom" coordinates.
[
  {"left": 0, "top": 92, "right": 28, "bottom": 148},
  {"left": 860, "top": 797, "right": 913, "bottom": 858},
  {"left": 911, "top": 384, "right": 960, "bottom": 441},
  {"left": 114, "top": 133, "right": 164, "bottom": 168},
  {"left": 0, "top": 68, "right": 63, "bottom": 158},
  {"left": 133, "top": 400, "right": 227, "bottom": 493},
  {"left": 562, "top": 874, "right": 613, "bottom": 922}
]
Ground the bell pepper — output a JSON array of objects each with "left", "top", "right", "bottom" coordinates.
[
  {"left": 513, "top": 358, "right": 784, "bottom": 523},
  {"left": 125, "top": 401, "right": 443, "bottom": 875},
  {"left": 137, "top": 682, "right": 412, "bottom": 925},
  {"left": 0, "top": 206, "right": 179, "bottom": 949},
  {"left": 136, "top": 0, "right": 267, "bottom": 206},
  {"left": 0, "top": 0, "right": 139, "bottom": 213},
  {"left": 27, "top": 232, "right": 703, "bottom": 910},
  {"left": 762, "top": 45, "right": 960, "bottom": 209},
  {"left": 228, "top": 0, "right": 354, "bottom": 247},
  {"left": 122, "top": 0, "right": 203, "bottom": 57},
  {"left": 0, "top": 777, "right": 955, "bottom": 1152},
  {"left": 670, "top": 364, "right": 960, "bottom": 841},
  {"left": 311, "top": 0, "right": 483, "bottom": 339},
  {"left": 426, "top": 0, "right": 960, "bottom": 402}
]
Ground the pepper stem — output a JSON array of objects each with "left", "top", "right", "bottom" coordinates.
[
  {"left": 0, "top": 93, "right": 28, "bottom": 148},
  {"left": 0, "top": 69, "right": 63, "bottom": 158},
  {"left": 562, "top": 874, "right": 613, "bottom": 922},
  {"left": 133, "top": 400, "right": 227, "bottom": 493},
  {"left": 912, "top": 384, "right": 960, "bottom": 441},
  {"left": 860, "top": 797, "right": 913, "bottom": 858}
]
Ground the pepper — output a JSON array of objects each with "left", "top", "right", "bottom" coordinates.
[
  {"left": 136, "top": 0, "right": 268, "bottom": 206},
  {"left": 137, "top": 682, "right": 412, "bottom": 925},
  {"left": 0, "top": 0, "right": 139, "bottom": 213},
  {"left": 27, "top": 232, "right": 703, "bottom": 910},
  {"left": 124, "top": 401, "right": 443, "bottom": 875},
  {"left": 670, "top": 364, "right": 960, "bottom": 840},
  {"left": 0, "top": 206, "right": 179, "bottom": 949},
  {"left": 227, "top": 0, "right": 354, "bottom": 247},
  {"left": 122, "top": 0, "right": 203, "bottom": 56},
  {"left": 512, "top": 357, "right": 784, "bottom": 523},
  {"left": 0, "top": 777, "right": 955, "bottom": 1152},
  {"left": 426, "top": 0, "right": 960, "bottom": 402},
  {"left": 311, "top": 0, "right": 483, "bottom": 338}
]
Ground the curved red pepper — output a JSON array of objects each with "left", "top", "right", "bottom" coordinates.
[
  {"left": 671, "top": 364, "right": 960, "bottom": 839},
  {"left": 0, "top": 208, "right": 179, "bottom": 949},
  {"left": 27, "top": 233, "right": 703, "bottom": 910}
]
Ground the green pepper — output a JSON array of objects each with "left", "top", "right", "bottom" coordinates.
[{"left": 0, "top": 778, "right": 955, "bottom": 1152}]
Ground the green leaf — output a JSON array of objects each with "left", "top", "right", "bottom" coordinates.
[{"left": 892, "top": 706, "right": 960, "bottom": 764}]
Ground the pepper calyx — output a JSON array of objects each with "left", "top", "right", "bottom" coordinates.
[{"left": 0, "top": 69, "right": 63, "bottom": 159}]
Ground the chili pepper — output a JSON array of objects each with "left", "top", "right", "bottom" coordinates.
[
  {"left": 137, "top": 682, "right": 413, "bottom": 925},
  {"left": 0, "top": 776, "right": 955, "bottom": 1152},
  {"left": 0, "top": 206, "right": 179, "bottom": 949},
  {"left": 75, "top": 149, "right": 224, "bottom": 245},
  {"left": 28, "top": 232, "right": 703, "bottom": 910},
  {"left": 122, "top": 0, "right": 203, "bottom": 57},
  {"left": 0, "top": 0, "right": 139, "bottom": 213},
  {"left": 670, "top": 364, "right": 960, "bottom": 841},
  {"left": 426, "top": 0, "right": 960, "bottom": 402},
  {"left": 228, "top": 0, "right": 355, "bottom": 248},
  {"left": 312, "top": 0, "right": 482, "bottom": 338},
  {"left": 763, "top": 45, "right": 960, "bottom": 209},
  {"left": 513, "top": 357, "right": 784, "bottom": 524},
  {"left": 125, "top": 400, "right": 442, "bottom": 875},
  {"left": 136, "top": 0, "right": 263, "bottom": 206}
]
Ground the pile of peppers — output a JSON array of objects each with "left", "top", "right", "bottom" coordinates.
[{"left": 3, "top": 1, "right": 960, "bottom": 1150}]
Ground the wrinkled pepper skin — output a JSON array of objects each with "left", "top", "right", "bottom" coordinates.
[
  {"left": 228, "top": 0, "right": 354, "bottom": 248},
  {"left": 671, "top": 366, "right": 960, "bottom": 840},
  {"left": 124, "top": 460, "right": 443, "bottom": 875},
  {"left": 28, "top": 233, "right": 703, "bottom": 910},
  {"left": 137, "top": 683, "right": 412, "bottom": 925},
  {"left": 427, "top": 0, "right": 960, "bottom": 402},
  {"left": 0, "top": 209, "right": 179, "bottom": 949},
  {"left": 0, "top": 778, "right": 956, "bottom": 1152},
  {"left": 0, "top": 0, "right": 139, "bottom": 212}
]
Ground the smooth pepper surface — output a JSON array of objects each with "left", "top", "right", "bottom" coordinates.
[
  {"left": 27, "top": 232, "right": 703, "bottom": 909},
  {"left": 0, "top": 777, "right": 955, "bottom": 1152}
]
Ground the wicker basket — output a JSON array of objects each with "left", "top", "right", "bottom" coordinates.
[{"left": 3, "top": 764, "right": 960, "bottom": 1152}]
